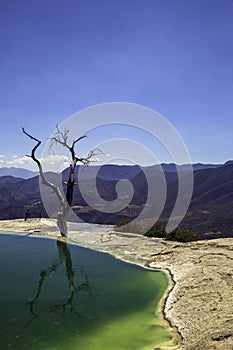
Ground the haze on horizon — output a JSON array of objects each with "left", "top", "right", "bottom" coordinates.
[{"left": 1, "top": 0, "right": 233, "bottom": 171}]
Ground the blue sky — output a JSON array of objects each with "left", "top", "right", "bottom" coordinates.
[{"left": 0, "top": 0, "right": 233, "bottom": 169}]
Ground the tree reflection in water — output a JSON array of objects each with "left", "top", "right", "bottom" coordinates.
[{"left": 23, "top": 238, "right": 91, "bottom": 330}]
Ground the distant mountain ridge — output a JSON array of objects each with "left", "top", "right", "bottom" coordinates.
[
  {"left": 0, "top": 167, "right": 38, "bottom": 179},
  {"left": 0, "top": 161, "right": 233, "bottom": 239},
  {"left": 0, "top": 162, "right": 224, "bottom": 180}
]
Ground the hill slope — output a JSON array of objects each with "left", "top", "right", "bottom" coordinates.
[
  {"left": 0, "top": 163, "right": 233, "bottom": 238},
  {"left": 0, "top": 167, "right": 38, "bottom": 179}
]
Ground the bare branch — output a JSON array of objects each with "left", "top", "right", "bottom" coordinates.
[
  {"left": 50, "top": 126, "right": 88, "bottom": 163},
  {"left": 23, "top": 126, "right": 103, "bottom": 236},
  {"left": 22, "top": 127, "right": 41, "bottom": 170},
  {"left": 22, "top": 128, "right": 68, "bottom": 236},
  {"left": 76, "top": 148, "right": 104, "bottom": 166},
  {"left": 72, "top": 135, "right": 87, "bottom": 149},
  {"left": 50, "top": 125, "right": 70, "bottom": 150}
]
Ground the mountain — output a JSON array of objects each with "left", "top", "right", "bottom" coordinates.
[
  {"left": 159, "top": 162, "right": 233, "bottom": 238},
  {"left": 0, "top": 162, "right": 233, "bottom": 239},
  {"left": 0, "top": 162, "right": 221, "bottom": 180},
  {"left": 0, "top": 167, "right": 38, "bottom": 179},
  {"left": 160, "top": 162, "right": 221, "bottom": 172},
  {"left": 62, "top": 164, "right": 143, "bottom": 181},
  {"left": 0, "top": 175, "right": 45, "bottom": 219},
  {"left": 61, "top": 163, "right": 221, "bottom": 185}
]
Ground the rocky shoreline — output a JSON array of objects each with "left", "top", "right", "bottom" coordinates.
[
  {"left": 0, "top": 219, "right": 232, "bottom": 350},
  {"left": 148, "top": 239, "right": 233, "bottom": 350}
]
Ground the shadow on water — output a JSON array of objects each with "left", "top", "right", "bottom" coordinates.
[{"left": 0, "top": 233, "right": 173, "bottom": 350}]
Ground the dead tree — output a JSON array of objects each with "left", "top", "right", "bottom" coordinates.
[
  {"left": 50, "top": 125, "right": 98, "bottom": 207},
  {"left": 22, "top": 127, "right": 100, "bottom": 237}
]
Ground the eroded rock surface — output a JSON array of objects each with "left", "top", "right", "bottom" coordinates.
[{"left": 149, "top": 239, "right": 233, "bottom": 350}]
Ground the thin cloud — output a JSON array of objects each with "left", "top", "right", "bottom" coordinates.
[
  {"left": 40, "top": 155, "right": 69, "bottom": 172},
  {"left": 0, "top": 155, "right": 69, "bottom": 172}
]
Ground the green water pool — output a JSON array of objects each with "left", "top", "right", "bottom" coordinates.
[{"left": 0, "top": 233, "right": 173, "bottom": 350}]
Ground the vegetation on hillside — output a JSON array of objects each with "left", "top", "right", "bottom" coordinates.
[
  {"left": 115, "top": 219, "right": 198, "bottom": 242},
  {"left": 144, "top": 225, "right": 198, "bottom": 242}
]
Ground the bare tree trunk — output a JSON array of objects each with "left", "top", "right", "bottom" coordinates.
[
  {"left": 66, "top": 162, "right": 76, "bottom": 206},
  {"left": 22, "top": 128, "right": 68, "bottom": 237},
  {"left": 50, "top": 128, "right": 90, "bottom": 209},
  {"left": 23, "top": 126, "right": 100, "bottom": 237},
  {"left": 57, "top": 210, "right": 68, "bottom": 237}
]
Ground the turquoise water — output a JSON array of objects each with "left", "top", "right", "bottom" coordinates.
[{"left": 0, "top": 233, "right": 173, "bottom": 350}]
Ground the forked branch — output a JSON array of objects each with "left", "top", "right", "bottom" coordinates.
[
  {"left": 50, "top": 125, "right": 102, "bottom": 165},
  {"left": 49, "top": 126, "right": 102, "bottom": 206},
  {"left": 22, "top": 128, "right": 68, "bottom": 236}
]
